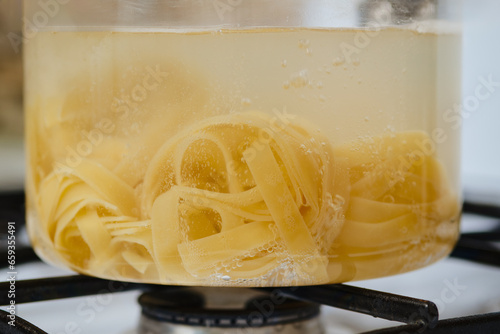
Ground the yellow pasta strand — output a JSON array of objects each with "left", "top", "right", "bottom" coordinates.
[
  {"left": 114, "top": 231, "right": 157, "bottom": 277},
  {"left": 244, "top": 143, "right": 329, "bottom": 283},
  {"left": 228, "top": 254, "right": 279, "bottom": 279},
  {"left": 338, "top": 213, "right": 419, "bottom": 248},
  {"left": 151, "top": 190, "right": 191, "bottom": 282},
  {"left": 71, "top": 160, "right": 138, "bottom": 217},
  {"left": 178, "top": 221, "right": 276, "bottom": 275},
  {"left": 75, "top": 209, "right": 112, "bottom": 258},
  {"left": 346, "top": 197, "right": 411, "bottom": 223}
]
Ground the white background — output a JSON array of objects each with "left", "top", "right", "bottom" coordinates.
[{"left": 461, "top": 0, "right": 500, "bottom": 203}]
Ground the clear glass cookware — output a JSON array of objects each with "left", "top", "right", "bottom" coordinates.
[{"left": 24, "top": 0, "right": 462, "bottom": 286}]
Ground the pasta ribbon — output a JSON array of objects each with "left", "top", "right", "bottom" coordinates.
[
  {"left": 35, "top": 160, "right": 146, "bottom": 276},
  {"left": 143, "top": 111, "right": 342, "bottom": 284},
  {"left": 244, "top": 144, "right": 329, "bottom": 282},
  {"left": 178, "top": 221, "right": 276, "bottom": 275},
  {"left": 333, "top": 132, "right": 459, "bottom": 264}
]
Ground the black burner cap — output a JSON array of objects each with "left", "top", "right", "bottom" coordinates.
[{"left": 139, "top": 288, "right": 320, "bottom": 328}]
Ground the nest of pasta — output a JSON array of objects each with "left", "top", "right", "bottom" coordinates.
[
  {"left": 32, "top": 107, "right": 459, "bottom": 285},
  {"left": 36, "top": 111, "right": 347, "bottom": 285}
]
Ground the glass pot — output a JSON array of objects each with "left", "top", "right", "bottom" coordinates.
[{"left": 24, "top": 0, "right": 462, "bottom": 286}]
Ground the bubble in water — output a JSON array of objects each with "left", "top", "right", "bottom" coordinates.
[
  {"left": 281, "top": 59, "right": 287, "bottom": 68},
  {"left": 222, "top": 275, "right": 231, "bottom": 281},
  {"left": 298, "top": 39, "right": 310, "bottom": 49},
  {"left": 352, "top": 58, "right": 361, "bottom": 66},
  {"left": 283, "top": 81, "right": 290, "bottom": 90},
  {"left": 334, "top": 194, "right": 346, "bottom": 207},
  {"left": 319, "top": 95, "right": 326, "bottom": 102},
  {"left": 290, "top": 70, "right": 309, "bottom": 88},
  {"left": 383, "top": 195, "right": 395, "bottom": 203},
  {"left": 364, "top": 116, "right": 370, "bottom": 122},
  {"left": 386, "top": 124, "right": 396, "bottom": 133},
  {"left": 316, "top": 81, "right": 323, "bottom": 89},
  {"left": 306, "top": 48, "right": 312, "bottom": 56},
  {"left": 332, "top": 56, "right": 345, "bottom": 66},
  {"left": 241, "top": 97, "right": 252, "bottom": 106}
]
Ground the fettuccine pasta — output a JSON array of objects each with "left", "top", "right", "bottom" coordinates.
[{"left": 29, "top": 111, "right": 459, "bottom": 286}]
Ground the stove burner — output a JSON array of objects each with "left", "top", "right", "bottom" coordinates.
[{"left": 138, "top": 288, "right": 322, "bottom": 334}]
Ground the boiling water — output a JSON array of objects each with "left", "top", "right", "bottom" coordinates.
[{"left": 25, "top": 27, "right": 462, "bottom": 286}]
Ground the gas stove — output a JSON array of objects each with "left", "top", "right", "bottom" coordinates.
[
  {"left": 1, "top": 0, "right": 500, "bottom": 331},
  {"left": 1, "top": 190, "right": 499, "bottom": 334}
]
